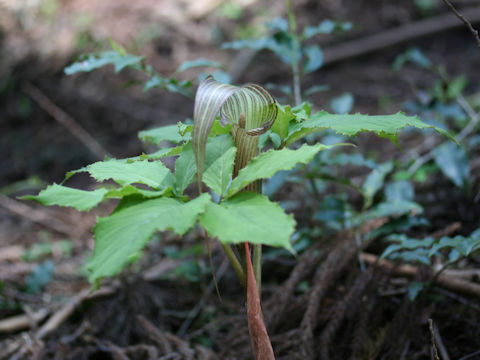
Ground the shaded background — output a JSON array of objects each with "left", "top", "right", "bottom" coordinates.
[{"left": 1, "top": 0, "right": 480, "bottom": 359}]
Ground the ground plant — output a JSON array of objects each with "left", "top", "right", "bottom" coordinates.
[{"left": 25, "top": 56, "right": 455, "bottom": 359}]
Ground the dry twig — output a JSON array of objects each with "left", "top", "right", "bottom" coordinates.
[
  {"left": 441, "top": 0, "right": 480, "bottom": 47},
  {"left": 362, "top": 253, "right": 480, "bottom": 297},
  {"left": 22, "top": 82, "right": 111, "bottom": 160}
]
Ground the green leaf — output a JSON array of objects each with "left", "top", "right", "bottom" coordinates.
[
  {"left": 286, "top": 111, "right": 456, "bottom": 146},
  {"left": 363, "top": 162, "right": 394, "bottom": 208},
  {"left": 393, "top": 47, "right": 432, "bottom": 72},
  {"left": 22, "top": 184, "right": 108, "bottom": 211},
  {"left": 408, "top": 282, "right": 425, "bottom": 301},
  {"left": 72, "top": 159, "right": 174, "bottom": 190},
  {"left": 227, "top": 143, "right": 344, "bottom": 197},
  {"left": 433, "top": 142, "right": 470, "bottom": 188},
  {"left": 303, "top": 45, "right": 323, "bottom": 74},
  {"left": 105, "top": 185, "right": 171, "bottom": 199},
  {"left": 331, "top": 93, "right": 354, "bottom": 114},
  {"left": 64, "top": 51, "right": 143, "bottom": 75},
  {"left": 199, "top": 192, "right": 295, "bottom": 251},
  {"left": 358, "top": 200, "right": 423, "bottom": 223},
  {"left": 108, "top": 38, "right": 127, "bottom": 56},
  {"left": 134, "top": 146, "right": 184, "bottom": 160},
  {"left": 203, "top": 135, "right": 236, "bottom": 196},
  {"left": 385, "top": 180, "right": 414, "bottom": 202},
  {"left": 26, "top": 260, "right": 55, "bottom": 294},
  {"left": 89, "top": 193, "right": 211, "bottom": 283},
  {"left": 176, "top": 58, "right": 222, "bottom": 73},
  {"left": 139, "top": 124, "right": 191, "bottom": 145},
  {"left": 303, "top": 20, "right": 352, "bottom": 38},
  {"left": 175, "top": 142, "right": 197, "bottom": 195}
]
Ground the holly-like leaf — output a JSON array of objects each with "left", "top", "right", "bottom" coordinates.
[
  {"left": 199, "top": 192, "right": 295, "bottom": 252},
  {"left": 89, "top": 193, "right": 211, "bottom": 283},
  {"left": 22, "top": 184, "right": 108, "bottom": 211},
  {"left": 227, "top": 143, "right": 346, "bottom": 197},
  {"left": 286, "top": 111, "right": 456, "bottom": 146}
]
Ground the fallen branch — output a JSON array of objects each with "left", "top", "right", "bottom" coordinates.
[
  {"left": 22, "top": 82, "right": 111, "bottom": 160},
  {"left": 362, "top": 253, "right": 480, "bottom": 297},
  {"left": 0, "top": 194, "right": 73, "bottom": 236},
  {"left": 0, "top": 309, "right": 49, "bottom": 333},
  {"left": 322, "top": 7, "right": 480, "bottom": 66},
  {"left": 441, "top": 0, "right": 480, "bottom": 46}
]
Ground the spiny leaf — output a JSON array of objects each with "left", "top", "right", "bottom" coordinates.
[
  {"left": 286, "top": 111, "right": 456, "bottom": 146},
  {"left": 199, "top": 192, "right": 295, "bottom": 252},
  {"left": 227, "top": 143, "right": 347, "bottom": 197},
  {"left": 21, "top": 184, "right": 108, "bottom": 211},
  {"left": 89, "top": 193, "right": 211, "bottom": 283}
]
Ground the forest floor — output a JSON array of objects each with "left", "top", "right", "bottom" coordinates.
[{"left": 1, "top": 0, "right": 480, "bottom": 359}]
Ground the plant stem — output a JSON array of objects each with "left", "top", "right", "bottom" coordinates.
[
  {"left": 253, "top": 244, "right": 262, "bottom": 294},
  {"left": 286, "top": 0, "right": 302, "bottom": 106},
  {"left": 221, "top": 242, "right": 245, "bottom": 286}
]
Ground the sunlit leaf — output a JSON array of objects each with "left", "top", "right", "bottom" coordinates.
[
  {"left": 199, "top": 192, "right": 295, "bottom": 251},
  {"left": 89, "top": 193, "right": 211, "bottom": 283},
  {"left": 286, "top": 111, "right": 456, "bottom": 146},
  {"left": 22, "top": 184, "right": 108, "bottom": 211},
  {"left": 203, "top": 135, "right": 236, "bottom": 196},
  {"left": 68, "top": 159, "right": 175, "bottom": 190},
  {"left": 139, "top": 124, "right": 191, "bottom": 145},
  {"left": 227, "top": 143, "right": 346, "bottom": 197}
]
